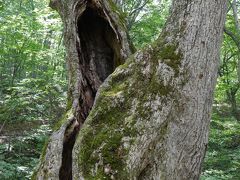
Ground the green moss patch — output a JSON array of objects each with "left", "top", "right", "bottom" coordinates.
[
  {"left": 78, "top": 107, "right": 132, "bottom": 179},
  {"left": 157, "top": 44, "right": 183, "bottom": 76}
]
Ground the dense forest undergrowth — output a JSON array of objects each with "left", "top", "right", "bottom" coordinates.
[
  {"left": 202, "top": 108, "right": 240, "bottom": 179},
  {"left": 1, "top": 106, "right": 239, "bottom": 179},
  {"left": 0, "top": 0, "right": 239, "bottom": 179}
]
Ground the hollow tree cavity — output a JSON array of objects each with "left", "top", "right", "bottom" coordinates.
[{"left": 75, "top": 6, "right": 121, "bottom": 124}]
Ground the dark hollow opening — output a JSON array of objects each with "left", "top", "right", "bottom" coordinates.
[
  {"left": 75, "top": 6, "right": 120, "bottom": 123},
  {"left": 59, "top": 6, "right": 120, "bottom": 180},
  {"left": 78, "top": 7, "right": 116, "bottom": 82}
]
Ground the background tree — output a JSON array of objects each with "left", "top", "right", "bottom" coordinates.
[{"left": 215, "top": 0, "right": 240, "bottom": 120}]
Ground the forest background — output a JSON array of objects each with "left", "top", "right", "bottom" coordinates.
[{"left": 0, "top": 0, "right": 239, "bottom": 179}]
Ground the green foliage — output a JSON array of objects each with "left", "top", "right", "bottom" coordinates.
[
  {"left": 215, "top": 34, "right": 240, "bottom": 104},
  {"left": 0, "top": 0, "right": 66, "bottom": 179},
  {"left": 0, "top": 125, "right": 51, "bottom": 179},
  {"left": 201, "top": 110, "right": 240, "bottom": 180},
  {"left": 0, "top": 0, "right": 67, "bottom": 124},
  {"left": 0, "top": 78, "right": 66, "bottom": 124},
  {"left": 129, "top": 0, "right": 170, "bottom": 48}
]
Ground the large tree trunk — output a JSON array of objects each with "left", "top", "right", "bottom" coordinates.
[{"left": 34, "top": 0, "right": 227, "bottom": 179}]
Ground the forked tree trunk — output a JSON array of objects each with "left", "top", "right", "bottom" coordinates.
[{"left": 34, "top": 0, "right": 227, "bottom": 179}]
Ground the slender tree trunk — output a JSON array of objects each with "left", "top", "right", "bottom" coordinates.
[{"left": 34, "top": 0, "right": 227, "bottom": 179}]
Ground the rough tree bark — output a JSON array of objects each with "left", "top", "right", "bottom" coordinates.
[{"left": 34, "top": 0, "right": 227, "bottom": 179}]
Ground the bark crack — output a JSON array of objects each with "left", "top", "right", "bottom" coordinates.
[{"left": 59, "top": 4, "right": 122, "bottom": 180}]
